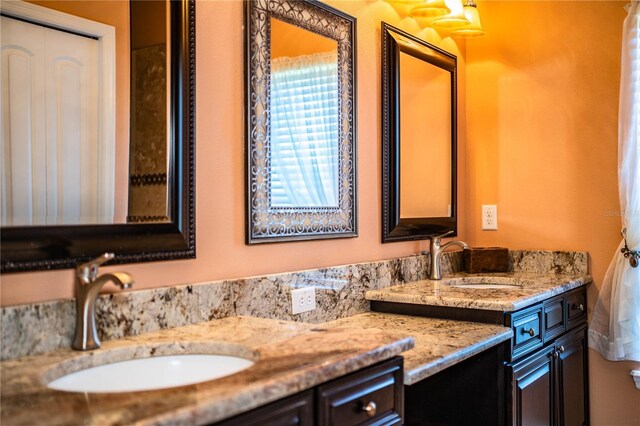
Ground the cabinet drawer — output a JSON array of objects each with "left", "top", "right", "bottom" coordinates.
[
  {"left": 510, "top": 306, "right": 543, "bottom": 359},
  {"left": 317, "top": 357, "right": 403, "bottom": 426},
  {"left": 567, "top": 288, "right": 587, "bottom": 328},
  {"left": 543, "top": 296, "right": 565, "bottom": 342},
  {"left": 215, "top": 389, "right": 314, "bottom": 426}
]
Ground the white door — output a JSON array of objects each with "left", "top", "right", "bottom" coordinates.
[{"left": 1, "top": 15, "right": 104, "bottom": 225}]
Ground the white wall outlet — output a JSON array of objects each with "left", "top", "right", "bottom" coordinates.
[
  {"left": 482, "top": 205, "right": 498, "bottom": 230},
  {"left": 291, "top": 287, "right": 316, "bottom": 315}
]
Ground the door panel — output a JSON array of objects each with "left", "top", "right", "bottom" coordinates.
[
  {"left": 44, "top": 24, "right": 100, "bottom": 224},
  {"left": 557, "top": 326, "right": 588, "bottom": 426},
  {"left": 511, "top": 347, "right": 554, "bottom": 426},
  {"left": 1, "top": 17, "right": 47, "bottom": 225}
]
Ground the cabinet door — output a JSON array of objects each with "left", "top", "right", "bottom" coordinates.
[
  {"left": 510, "top": 347, "right": 554, "bottom": 426},
  {"left": 556, "top": 325, "right": 589, "bottom": 426}
]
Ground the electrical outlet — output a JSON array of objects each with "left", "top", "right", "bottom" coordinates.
[
  {"left": 291, "top": 287, "right": 316, "bottom": 314},
  {"left": 482, "top": 205, "right": 498, "bottom": 230}
]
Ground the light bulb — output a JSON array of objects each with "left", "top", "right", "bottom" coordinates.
[{"left": 430, "top": 0, "right": 470, "bottom": 29}]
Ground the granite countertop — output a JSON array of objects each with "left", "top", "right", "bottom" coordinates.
[
  {"left": 0, "top": 316, "right": 414, "bottom": 426},
  {"left": 0, "top": 306, "right": 531, "bottom": 425},
  {"left": 324, "top": 312, "right": 512, "bottom": 385},
  {"left": 366, "top": 272, "right": 592, "bottom": 311}
]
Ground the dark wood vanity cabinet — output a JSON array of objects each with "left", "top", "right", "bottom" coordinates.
[
  {"left": 507, "top": 288, "right": 589, "bottom": 426},
  {"left": 215, "top": 357, "right": 403, "bottom": 426},
  {"left": 371, "top": 285, "right": 589, "bottom": 426}
]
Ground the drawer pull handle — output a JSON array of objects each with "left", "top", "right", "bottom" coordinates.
[
  {"left": 522, "top": 327, "right": 536, "bottom": 337},
  {"left": 362, "top": 401, "right": 377, "bottom": 417},
  {"left": 573, "top": 303, "right": 585, "bottom": 312},
  {"left": 558, "top": 345, "right": 565, "bottom": 353}
]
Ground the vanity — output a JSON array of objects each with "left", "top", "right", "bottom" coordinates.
[
  {"left": 367, "top": 271, "right": 591, "bottom": 425},
  {"left": 0, "top": 317, "right": 413, "bottom": 425},
  {"left": 0, "top": 311, "right": 516, "bottom": 426},
  {"left": 0, "top": 250, "right": 591, "bottom": 425}
]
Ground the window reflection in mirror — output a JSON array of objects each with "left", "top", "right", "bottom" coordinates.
[
  {"left": 246, "top": 0, "right": 356, "bottom": 244},
  {"left": 269, "top": 18, "right": 339, "bottom": 208},
  {"left": 399, "top": 52, "right": 452, "bottom": 219},
  {"left": 0, "top": 0, "right": 169, "bottom": 227}
]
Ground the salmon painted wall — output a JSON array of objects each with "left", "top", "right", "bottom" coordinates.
[
  {"left": 0, "top": 1, "right": 467, "bottom": 305},
  {"left": 465, "top": 2, "right": 638, "bottom": 424}
]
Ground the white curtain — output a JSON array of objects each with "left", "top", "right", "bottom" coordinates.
[
  {"left": 589, "top": 1, "right": 640, "bottom": 362},
  {"left": 270, "top": 51, "right": 339, "bottom": 208}
]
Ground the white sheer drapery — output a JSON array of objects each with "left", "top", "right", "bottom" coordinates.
[
  {"left": 270, "top": 51, "right": 339, "bottom": 208},
  {"left": 589, "top": 1, "right": 640, "bottom": 362}
]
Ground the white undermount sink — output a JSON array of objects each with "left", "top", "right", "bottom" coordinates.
[{"left": 47, "top": 354, "right": 254, "bottom": 393}]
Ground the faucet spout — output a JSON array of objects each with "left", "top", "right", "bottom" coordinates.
[
  {"left": 92, "top": 272, "right": 134, "bottom": 290},
  {"left": 427, "top": 232, "right": 468, "bottom": 280},
  {"left": 441, "top": 240, "right": 469, "bottom": 251},
  {"left": 72, "top": 255, "right": 134, "bottom": 351}
]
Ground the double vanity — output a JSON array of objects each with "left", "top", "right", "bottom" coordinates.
[{"left": 0, "top": 251, "right": 591, "bottom": 426}]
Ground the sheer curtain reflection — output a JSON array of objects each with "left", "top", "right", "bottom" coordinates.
[
  {"left": 589, "top": 0, "right": 640, "bottom": 362},
  {"left": 270, "top": 51, "right": 339, "bottom": 207}
]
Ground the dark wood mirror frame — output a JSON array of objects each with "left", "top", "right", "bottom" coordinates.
[
  {"left": 381, "top": 22, "right": 457, "bottom": 243},
  {"left": 0, "top": 0, "right": 196, "bottom": 272}
]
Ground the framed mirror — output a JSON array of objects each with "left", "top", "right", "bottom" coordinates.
[
  {"left": 245, "top": 0, "right": 357, "bottom": 244},
  {"left": 381, "top": 23, "right": 457, "bottom": 243},
  {"left": 0, "top": 0, "right": 195, "bottom": 272}
]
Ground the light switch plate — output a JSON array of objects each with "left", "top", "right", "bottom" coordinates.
[{"left": 482, "top": 205, "right": 498, "bottom": 230}]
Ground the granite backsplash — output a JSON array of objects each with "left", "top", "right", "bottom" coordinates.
[{"left": 0, "top": 250, "right": 587, "bottom": 360}]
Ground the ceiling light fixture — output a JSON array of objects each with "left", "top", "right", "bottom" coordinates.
[
  {"left": 409, "top": 0, "right": 450, "bottom": 19},
  {"left": 450, "top": 0, "right": 485, "bottom": 38}
]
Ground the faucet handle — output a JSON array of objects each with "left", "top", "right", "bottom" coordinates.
[{"left": 77, "top": 253, "right": 115, "bottom": 281}]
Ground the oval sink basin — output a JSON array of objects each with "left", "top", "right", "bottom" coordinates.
[
  {"left": 47, "top": 354, "right": 254, "bottom": 393},
  {"left": 450, "top": 284, "right": 521, "bottom": 289}
]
